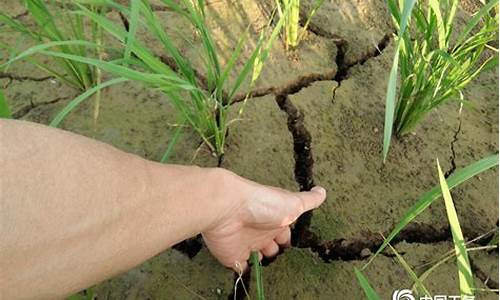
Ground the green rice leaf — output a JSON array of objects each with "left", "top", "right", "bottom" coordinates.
[
  {"left": 383, "top": 50, "right": 400, "bottom": 162},
  {"left": 383, "top": 0, "right": 416, "bottom": 162},
  {"left": 252, "top": 251, "right": 265, "bottom": 300},
  {"left": 299, "top": 0, "right": 326, "bottom": 42},
  {"left": 160, "top": 122, "right": 184, "bottom": 163},
  {"left": 437, "top": 159, "right": 474, "bottom": 296},
  {"left": 37, "top": 50, "right": 196, "bottom": 90},
  {"left": 428, "top": 0, "right": 446, "bottom": 49},
  {"left": 230, "top": 3, "right": 288, "bottom": 99},
  {"left": 354, "top": 268, "right": 381, "bottom": 300},
  {"left": 445, "top": 0, "right": 459, "bottom": 43},
  {"left": 365, "top": 154, "right": 499, "bottom": 268},
  {"left": 455, "top": 0, "right": 498, "bottom": 47},
  {"left": 388, "top": 243, "right": 430, "bottom": 296},
  {"left": 124, "top": 0, "right": 140, "bottom": 62},
  {"left": 0, "top": 89, "right": 11, "bottom": 119},
  {"left": 50, "top": 77, "right": 128, "bottom": 127},
  {"left": 0, "top": 13, "right": 37, "bottom": 38},
  {"left": 218, "top": 30, "right": 248, "bottom": 91},
  {"left": 1, "top": 40, "right": 100, "bottom": 69}
]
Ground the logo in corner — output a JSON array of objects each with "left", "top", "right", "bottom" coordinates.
[{"left": 392, "top": 289, "right": 415, "bottom": 300}]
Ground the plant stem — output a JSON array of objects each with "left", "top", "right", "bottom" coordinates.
[
  {"left": 251, "top": 251, "right": 265, "bottom": 300},
  {"left": 285, "top": 0, "right": 300, "bottom": 49}
]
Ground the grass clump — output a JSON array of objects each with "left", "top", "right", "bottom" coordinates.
[
  {"left": 0, "top": 0, "right": 107, "bottom": 92},
  {"left": 383, "top": 0, "right": 499, "bottom": 160}
]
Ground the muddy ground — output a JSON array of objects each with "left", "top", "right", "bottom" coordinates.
[{"left": 1, "top": 0, "right": 498, "bottom": 299}]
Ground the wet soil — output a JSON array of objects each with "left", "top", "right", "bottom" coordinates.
[{"left": 1, "top": 1, "right": 498, "bottom": 299}]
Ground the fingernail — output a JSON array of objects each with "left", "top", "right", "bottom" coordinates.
[{"left": 312, "top": 186, "right": 326, "bottom": 196}]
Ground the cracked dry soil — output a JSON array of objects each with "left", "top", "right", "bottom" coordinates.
[{"left": 1, "top": 0, "right": 498, "bottom": 299}]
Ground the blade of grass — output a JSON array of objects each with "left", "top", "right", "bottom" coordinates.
[
  {"left": 50, "top": 77, "right": 128, "bottom": 127},
  {"left": 414, "top": 245, "right": 494, "bottom": 291},
  {"left": 160, "top": 122, "right": 185, "bottom": 163},
  {"left": 428, "top": 0, "right": 446, "bottom": 49},
  {"left": 455, "top": 0, "right": 498, "bottom": 47},
  {"left": 383, "top": 0, "right": 416, "bottom": 162},
  {"left": 251, "top": 251, "right": 265, "bottom": 300},
  {"left": 1, "top": 40, "right": 100, "bottom": 68},
  {"left": 387, "top": 243, "right": 430, "bottom": 296},
  {"left": 0, "top": 89, "right": 11, "bottom": 118},
  {"left": 364, "top": 154, "right": 499, "bottom": 268},
  {"left": 124, "top": 0, "right": 140, "bottom": 62},
  {"left": 299, "top": 0, "right": 326, "bottom": 42},
  {"left": 354, "top": 268, "right": 381, "bottom": 300},
  {"left": 37, "top": 50, "right": 197, "bottom": 90},
  {"left": 437, "top": 159, "right": 474, "bottom": 296}
]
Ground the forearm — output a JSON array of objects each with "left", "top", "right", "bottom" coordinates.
[{"left": 0, "top": 120, "right": 225, "bottom": 299}]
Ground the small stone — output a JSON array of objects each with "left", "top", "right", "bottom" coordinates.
[
  {"left": 373, "top": 127, "right": 379, "bottom": 133},
  {"left": 360, "top": 248, "right": 372, "bottom": 258},
  {"left": 216, "top": 288, "right": 222, "bottom": 295}
]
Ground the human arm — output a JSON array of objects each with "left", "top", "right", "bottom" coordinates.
[{"left": 0, "top": 119, "right": 325, "bottom": 299}]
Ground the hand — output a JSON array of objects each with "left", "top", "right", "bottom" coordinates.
[{"left": 202, "top": 170, "right": 326, "bottom": 272}]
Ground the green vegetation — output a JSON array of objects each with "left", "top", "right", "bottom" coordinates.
[
  {"left": 67, "top": 288, "right": 94, "bottom": 300},
  {"left": 354, "top": 268, "right": 380, "bottom": 300},
  {"left": 383, "top": 0, "right": 498, "bottom": 161},
  {"left": 0, "top": 89, "right": 11, "bottom": 118},
  {"left": 275, "top": 0, "right": 325, "bottom": 49},
  {"left": 0, "top": 1, "right": 497, "bottom": 298},
  {"left": 356, "top": 154, "right": 498, "bottom": 297},
  {"left": 0, "top": 0, "right": 106, "bottom": 91},
  {"left": 436, "top": 159, "right": 474, "bottom": 296},
  {"left": 4, "top": 0, "right": 285, "bottom": 160},
  {"left": 252, "top": 251, "right": 265, "bottom": 300}
]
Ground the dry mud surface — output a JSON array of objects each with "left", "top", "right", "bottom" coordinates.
[{"left": 1, "top": 1, "right": 498, "bottom": 299}]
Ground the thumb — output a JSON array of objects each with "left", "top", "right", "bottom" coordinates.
[
  {"left": 282, "top": 186, "right": 326, "bottom": 226},
  {"left": 297, "top": 186, "right": 327, "bottom": 212}
]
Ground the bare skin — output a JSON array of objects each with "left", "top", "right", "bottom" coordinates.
[{"left": 0, "top": 119, "right": 326, "bottom": 300}]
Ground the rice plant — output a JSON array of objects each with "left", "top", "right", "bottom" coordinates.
[
  {"left": 0, "top": 0, "right": 107, "bottom": 92},
  {"left": 383, "top": 0, "right": 499, "bottom": 161},
  {"left": 275, "top": 0, "right": 325, "bottom": 49},
  {"left": 4, "top": 0, "right": 286, "bottom": 161},
  {"left": 356, "top": 154, "right": 498, "bottom": 297}
]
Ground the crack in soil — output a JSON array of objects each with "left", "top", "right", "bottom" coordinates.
[
  {"left": 0, "top": 72, "right": 53, "bottom": 83},
  {"left": 117, "top": 8, "right": 392, "bottom": 107},
  {"left": 297, "top": 223, "right": 495, "bottom": 263},
  {"left": 470, "top": 257, "right": 499, "bottom": 292},
  {"left": 0, "top": 11, "right": 28, "bottom": 28},
  {"left": 334, "top": 33, "right": 392, "bottom": 83},
  {"left": 172, "top": 235, "right": 204, "bottom": 259},
  {"left": 232, "top": 70, "right": 337, "bottom": 104},
  {"left": 445, "top": 116, "right": 462, "bottom": 178},
  {"left": 275, "top": 94, "right": 315, "bottom": 246},
  {"left": 231, "top": 32, "right": 392, "bottom": 105},
  {"left": 12, "top": 96, "right": 69, "bottom": 119},
  {"left": 12, "top": 10, "right": 29, "bottom": 20}
]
